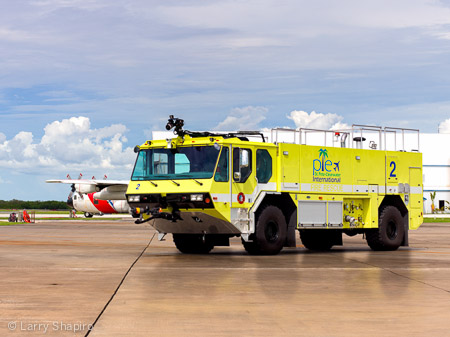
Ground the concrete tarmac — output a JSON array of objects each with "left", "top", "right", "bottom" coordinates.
[{"left": 1, "top": 220, "right": 450, "bottom": 337}]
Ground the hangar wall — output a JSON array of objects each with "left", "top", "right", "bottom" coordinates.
[{"left": 421, "top": 133, "right": 450, "bottom": 214}]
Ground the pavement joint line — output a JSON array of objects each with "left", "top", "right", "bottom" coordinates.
[
  {"left": 383, "top": 268, "right": 450, "bottom": 294},
  {"left": 132, "top": 267, "right": 450, "bottom": 270},
  {"left": 84, "top": 232, "right": 156, "bottom": 337},
  {"left": 344, "top": 257, "right": 450, "bottom": 295}
]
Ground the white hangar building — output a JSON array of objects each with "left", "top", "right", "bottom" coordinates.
[{"left": 421, "top": 133, "right": 450, "bottom": 213}]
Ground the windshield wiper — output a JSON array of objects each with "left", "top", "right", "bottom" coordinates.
[
  {"left": 171, "top": 180, "right": 180, "bottom": 186},
  {"left": 193, "top": 179, "right": 203, "bottom": 186}
]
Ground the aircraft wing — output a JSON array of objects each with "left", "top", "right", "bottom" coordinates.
[
  {"left": 46, "top": 179, "right": 129, "bottom": 185},
  {"left": 46, "top": 179, "right": 129, "bottom": 200}
]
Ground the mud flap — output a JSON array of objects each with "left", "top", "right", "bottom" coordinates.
[
  {"left": 401, "top": 214, "right": 409, "bottom": 246},
  {"left": 284, "top": 210, "right": 297, "bottom": 247}
]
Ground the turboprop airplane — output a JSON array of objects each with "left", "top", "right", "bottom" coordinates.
[{"left": 46, "top": 175, "right": 130, "bottom": 217}]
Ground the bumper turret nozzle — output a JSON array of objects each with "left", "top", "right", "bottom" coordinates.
[{"left": 134, "top": 207, "right": 182, "bottom": 224}]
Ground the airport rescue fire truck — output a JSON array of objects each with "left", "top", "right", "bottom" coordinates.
[{"left": 126, "top": 116, "right": 423, "bottom": 255}]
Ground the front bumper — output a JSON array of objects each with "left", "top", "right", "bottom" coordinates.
[{"left": 150, "top": 211, "right": 241, "bottom": 234}]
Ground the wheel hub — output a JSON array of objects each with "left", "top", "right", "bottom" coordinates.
[
  {"left": 386, "top": 220, "right": 398, "bottom": 240},
  {"left": 265, "top": 221, "right": 279, "bottom": 242}
]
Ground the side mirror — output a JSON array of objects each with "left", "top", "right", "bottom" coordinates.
[
  {"left": 134, "top": 146, "right": 140, "bottom": 153},
  {"left": 234, "top": 172, "right": 241, "bottom": 181},
  {"left": 240, "top": 150, "right": 249, "bottom": 168}
]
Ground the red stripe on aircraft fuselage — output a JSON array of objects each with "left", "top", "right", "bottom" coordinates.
[{"left": 87, "top": 193, "right": 118, "bottom": 214}]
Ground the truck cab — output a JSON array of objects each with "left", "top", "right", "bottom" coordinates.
[{"left": 126, "top": 131, "right": 283, "bottom": 253}]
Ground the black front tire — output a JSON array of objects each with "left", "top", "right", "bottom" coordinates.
[
  {"left": 243, "top": 205, "right": 287, "bottom": 255},
  {"left": 173, "top": 234, "right": 214, "bottom": 254},
  {"left": 366, "top": 206, "right": 405, "bottom": 251},
  {"left": 242, "top": 239, "right": 259, "bottom": 254},
  {"left": 84, "top": 212, "right": 93, "bottom": 218}
]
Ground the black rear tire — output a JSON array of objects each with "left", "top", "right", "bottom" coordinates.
[
  {"left": 84, "top": 212, "right": 93, "bottom": 218},
  {"left": 366, "top": 206, "right": 405, "bottom": 251},
  {"left": 299, "top": 229, "right": 334, "bottom": 251},
  {"left": 243, "top": 205, "right": 287, "bottom": 255},
  {"left": 173, "top": 234, "right": 214, "bottom": 254}
]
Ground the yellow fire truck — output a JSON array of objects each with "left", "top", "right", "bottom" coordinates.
[{"left": 126, "top": 116, "right": 423, "bottom": 255}]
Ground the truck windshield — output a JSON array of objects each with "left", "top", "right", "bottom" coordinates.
[{"left": 131, "top": 146, "right": 221, "bottom": 181}]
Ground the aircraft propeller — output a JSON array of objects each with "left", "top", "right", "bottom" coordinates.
[{"left": 67, "top": 183, "right": 75, "bottom": 208}]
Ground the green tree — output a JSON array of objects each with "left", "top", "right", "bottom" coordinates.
[
  {"left": 319, "top": 148, "right": 328, "bottom": 170},
  {"left": 0, "top": 199, "right": 69, "bottom": 210},
  {"left": 430, "top": 191, "right": 436, "bottom": 213}
]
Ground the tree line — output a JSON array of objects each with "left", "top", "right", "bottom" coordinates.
[{"left": 0, "top": 199, "right": 70, "bottom": 210}]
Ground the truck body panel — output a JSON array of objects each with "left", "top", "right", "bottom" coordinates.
[{"left": 126, "top": 122, "right": 423, "bottom": 253}]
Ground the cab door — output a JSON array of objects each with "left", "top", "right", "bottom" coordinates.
[{"left": 231, "top": 147, "right": 256, "bottom": 206}]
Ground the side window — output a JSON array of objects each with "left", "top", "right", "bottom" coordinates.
[
  {"left": 132, "top": 151, "right": 149, "bottom": 180},
  {"left": 214, "top": 147, "right": 229, "bottom": 182},
  {"left": 175, "top": 153, "right": 190, "bottom": 173},
  {"left": 233, "top": 148, "right": 252, "bottom": 183},
  {"left": 256, "top": 149, "right": 272, "bottom": 183},
  {"left": 153, "top": 153, "right": 168, "bottom": 174}
]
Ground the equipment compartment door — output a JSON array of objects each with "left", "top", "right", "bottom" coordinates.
[
  {"left": 386, "top": 156, "right": 399, "bottom": 183},
  {"left": 409, "top": 167, "right": 422, "bottom": 210},
  {"left": 280, "top": 144, "right": 300, "bottom": 191}
]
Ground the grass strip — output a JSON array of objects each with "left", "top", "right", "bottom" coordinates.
[
  {"left": 0, "top": 210, "right": 80, "bottom": 214},
  {"left": 0, "top": 218, "right": 123, "bottom": 223},
  {"left": 423, "top": 217, "right": 450, "bottom": 223},
  {"left": 35, "top": 217, "right": 123, "bottom": 221}
]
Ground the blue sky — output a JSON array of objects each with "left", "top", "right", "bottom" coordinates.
[{"left": 1, "top": 0, "right": 450, "bottom": 200}]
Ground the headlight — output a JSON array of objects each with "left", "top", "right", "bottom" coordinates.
[
  {"left": 190, "top": 194, "right": 203, "bottom": 201},
  {"left": 128, "top": 195, "right": 140, "bottom": 202}
]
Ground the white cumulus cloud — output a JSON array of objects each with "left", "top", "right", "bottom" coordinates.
[
  {"left": 438, "top": 118, "right": 450, "bottom": 133},
  {"left": 330, "top": 121, "right": 351, "bottom": 130},
  {"left": 0, "top": 116, "right": 135, "bottom": 176},
  {"left": 214, "top": 106, "right": 268, "bottom": 131},
  {"left": 287, "top": 110, "right": 349, "bottom": 130}
]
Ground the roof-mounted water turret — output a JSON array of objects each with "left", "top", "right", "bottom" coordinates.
[{"left": 164, "top": 115, "right": 266, "bottom": 142}]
